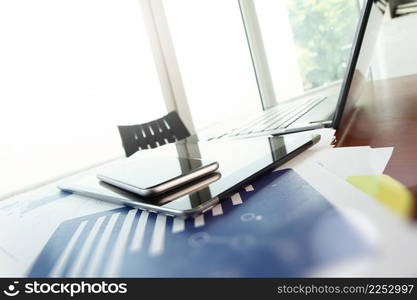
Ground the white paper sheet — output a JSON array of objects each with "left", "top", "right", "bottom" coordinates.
[
  {"left": 313, "top": 147, "right": 394, "bottom": 179},
  {"left": 277, "top": 128, "right": 393, "bottom": 180}
]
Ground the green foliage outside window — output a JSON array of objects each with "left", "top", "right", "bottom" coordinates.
[{"left": 287, "top": 0, "right": 360, "bottom": 90}]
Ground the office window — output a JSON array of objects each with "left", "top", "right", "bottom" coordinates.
[
  {"left": 253, "top": 0, "right": 361, "bottom": 101},
  {"left": 0, "top": 0, "right": 167, "bottom": 198},
  {"left": 162, "top": 0, "right": 263, "bottom": 130}
]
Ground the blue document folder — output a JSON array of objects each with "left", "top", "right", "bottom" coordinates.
[{"left": 29, "top": 169, "right": 372, "bottom": 277}]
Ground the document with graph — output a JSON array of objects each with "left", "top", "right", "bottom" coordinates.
[{"left": 28, "top": 169, "right": 373, "bottom": 277}]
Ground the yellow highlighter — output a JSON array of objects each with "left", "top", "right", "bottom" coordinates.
[{"left": 346, "top": 175, "right": 414, "bottom": 218}]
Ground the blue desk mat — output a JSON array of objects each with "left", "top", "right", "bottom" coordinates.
[{"left": 28, "top": 169, "right": 372, "bottom": 277}]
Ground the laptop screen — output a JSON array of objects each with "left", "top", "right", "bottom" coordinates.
[{"left": 332, "top": 0, "right": 388, "bottom": 129}]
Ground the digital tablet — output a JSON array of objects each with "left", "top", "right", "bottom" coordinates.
[{"left": 58, "top": 133, "right": 320, "bottom": 218}]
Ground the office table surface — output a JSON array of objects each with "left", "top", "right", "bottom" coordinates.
[{"left": 335, "top": 74, "right": 417, "bottom": 219}]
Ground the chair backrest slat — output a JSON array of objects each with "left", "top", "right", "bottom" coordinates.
[
  {"left": 157, "top": 118, "right": 176, "bottom": 143},
  {"left": 133, "top": 125, "right": 146, "bottom": 149},
  {"left": 149, "top": 120, "right": 165, "bottom": 146},
  {"left": 141, "top": 124, "right": 157, "bottom": 149}
]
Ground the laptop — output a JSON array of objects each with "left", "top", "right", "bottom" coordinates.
[{"left": 201, "top": 0, "right": 387, "bottom": 140}]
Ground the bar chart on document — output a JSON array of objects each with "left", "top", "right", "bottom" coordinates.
[{"left": 29, "top": 169, "right": 374, "bottom": 277}]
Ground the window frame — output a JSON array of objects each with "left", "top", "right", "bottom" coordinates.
[{"left": 138, "top": 0, "right": 196, "bottom": 134}]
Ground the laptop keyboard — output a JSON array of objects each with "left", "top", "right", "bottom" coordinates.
[{"left": 208, "top": 96, "right": 327, "bottom": 140}]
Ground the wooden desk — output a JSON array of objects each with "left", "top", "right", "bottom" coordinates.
[{"left": 335, "top": 74, "right": 417, "bottom": 218}]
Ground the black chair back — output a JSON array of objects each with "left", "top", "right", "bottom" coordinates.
[{"left": 118, "top": 111, "right": 190, "bottom": 157}]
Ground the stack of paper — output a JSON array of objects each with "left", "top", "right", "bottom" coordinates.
[{"left": 282, "top": 129, "right": 413, "bottom": 218}]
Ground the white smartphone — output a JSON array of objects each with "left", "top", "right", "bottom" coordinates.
[{"left": 97, "top": 157, "right": 219, "bottom": 197}]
